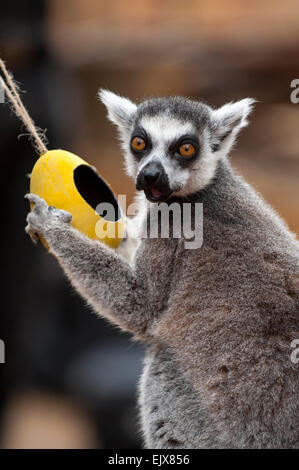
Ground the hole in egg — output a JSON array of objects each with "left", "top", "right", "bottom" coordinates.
[{"left": 73, "top": 164, "right": 121, "bottom": 222}]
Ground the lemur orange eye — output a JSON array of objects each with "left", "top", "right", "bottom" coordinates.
[
  {"left": 131, "top": 136, "right": 146, "bottom": 152},
  {"left": 179, "top": 143, "right": 195, "bottom": 157}
]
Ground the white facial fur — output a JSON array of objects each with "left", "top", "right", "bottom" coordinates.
[
  {"left": 99, "top": 90, "right": 255, "bottom": 197},
  {"left": 175, "top": 127, "right": 219, "bottom": 197},
  {"left": 136, "top": 115, "right": 195, "bottom": 193},
  {"left": 179, "top": 99, "right": 255, "bottom": 196}
]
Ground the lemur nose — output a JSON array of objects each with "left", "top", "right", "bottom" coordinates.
[
  {"left": 144, "top": 170, "right": 160, "bottom": 185},
  {"left": 143, "top": 162, "right": 163, "bottom": 186}
]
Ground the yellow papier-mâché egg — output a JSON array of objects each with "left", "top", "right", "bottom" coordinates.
[{"left": 30, "top": 149, "right": 125, "bottom": 249}]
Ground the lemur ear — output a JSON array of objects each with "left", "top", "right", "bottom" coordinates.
[
  {"left": 210, "top": 98, "right": 255, "bottom": 153},
  {"left": 99, "top": 89, "right": 137, "bottom": 130}
]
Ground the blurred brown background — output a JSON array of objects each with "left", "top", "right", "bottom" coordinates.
[{"left": 0, "top": 0, "right": 298, "bottom": 449}]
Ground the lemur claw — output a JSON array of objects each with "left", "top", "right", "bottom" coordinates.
[
  {"left": 48, "top": 205, "right": 73, "bottom": 223},
  {"left": 25, "top": 193, "right": 48, "bottom": 211},
  {"left": 25, "top": 224, "right": 38, "bottom": 244},
  {"left": 25, "top": 193, "right": 72, "bottom": 243}
]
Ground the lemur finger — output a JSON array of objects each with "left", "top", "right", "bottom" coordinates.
[
  {"left": 26, "top": 211, "right": 44, "bottom": 232},
  {"left": 48, "top": 206, "right": 72, "bottom": 224},
  {"left": 25, "top": 224, "right": 38, "bottom": 244},
  {"left": 59, "top": 209, "right": 72, "bottom": 223},
  {"left": 25, "top": 193, "right": 48, "bottom": 212},
  {"left": 26, "top": 211, "right": 36, "bottom": 225}
]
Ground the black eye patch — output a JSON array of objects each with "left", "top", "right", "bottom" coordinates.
[
  {"left": 169, "top": 134, "right": 199, "bottom": 166},
  {"left": 130, "top": 126, "right": 152, "bottom": 157}
]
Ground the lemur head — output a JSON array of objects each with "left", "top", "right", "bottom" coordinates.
[{"left": 99, "top": 90, "right": 254, "bottom": 202}]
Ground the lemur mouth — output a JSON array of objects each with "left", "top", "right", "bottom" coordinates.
[{"left": 145, "top": 187, "right": 173, "bottom": 202}]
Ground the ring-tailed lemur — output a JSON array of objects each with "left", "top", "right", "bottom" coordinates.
[{"left": 25, "top": 91, "right": 299, "bottom": 448}]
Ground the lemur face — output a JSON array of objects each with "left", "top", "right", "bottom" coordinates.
[
  {"left": 131, "top": 105, "right": 207, "bottom": 202},
  {"left": 99, "top": 91, "right": 254, "bottom": 200}
]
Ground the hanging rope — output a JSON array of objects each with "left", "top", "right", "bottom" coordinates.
[{"left": 0, "top": 58, "right": 48, "bottom": 155}]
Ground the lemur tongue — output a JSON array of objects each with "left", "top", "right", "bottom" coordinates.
[{"left": 150, "top": 188, "right": 163, "bottom": 199}]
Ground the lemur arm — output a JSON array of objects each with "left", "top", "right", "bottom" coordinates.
[{"left": 25, "top": 194, "right": 150, "bottom": 335}]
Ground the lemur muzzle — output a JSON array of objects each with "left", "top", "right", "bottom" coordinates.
[{"left": 136, "top": 161, "right": 172, "bottom": 202}]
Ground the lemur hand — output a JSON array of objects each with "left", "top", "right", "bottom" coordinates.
[{"left": 25, "top": 193, "right": 72, "bottom": 244}]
